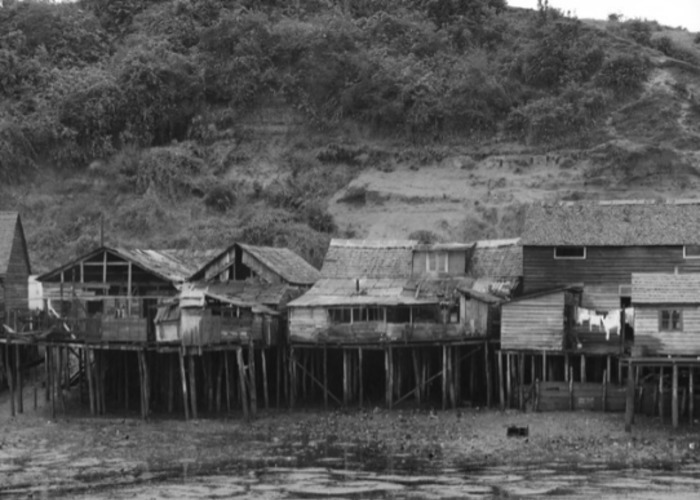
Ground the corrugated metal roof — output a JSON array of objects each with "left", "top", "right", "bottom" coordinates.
[
  {"left": 632, "top": 273, "right": 700, "bottom": 304},
  {"left": 522, "top": 200, "right": 700, "bottom": 246},
  {"left": 288, "top": 278, "right": 435, "bottom": 307},
  {"left": 238, "top": 243, "right": 320, "bottom": 285},
  {"left": 321, "top": 239, "right": 417, "bottom": 279}
]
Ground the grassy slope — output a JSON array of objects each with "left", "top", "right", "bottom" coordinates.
[{"left": 2, "top": 5, "right": 700, "bottom": 273}]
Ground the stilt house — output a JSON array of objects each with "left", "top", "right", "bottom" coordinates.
[
  {"left": 37, "top": 246, "right": 210, "bottom": 342},
  {"left": 0, "top": 212, "right": 30, "bottom": 325},
  {"left": 156, "top": 243, "right": 320, "bottom": 346},
  {"left": 631, "top": 272, "right": 700, "bottom": 356}
]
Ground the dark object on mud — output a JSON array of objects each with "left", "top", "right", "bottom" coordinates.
[{"left": 507, "top": 426, "right": 529, "bottom": 438}]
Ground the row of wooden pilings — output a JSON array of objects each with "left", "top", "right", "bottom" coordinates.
[{"left": 4, "top": 340, "right": 496, "bottom": 418}]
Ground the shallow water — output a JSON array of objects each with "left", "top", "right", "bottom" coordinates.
[{"left": 8, "top": 437, "right": 699, "bottom": 499}]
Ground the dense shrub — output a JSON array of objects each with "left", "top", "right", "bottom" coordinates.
[
  {"left": 596, "top": 54, "right": 650, "bottom": 92},
  {"left": 0, "top": 120, "right": 36, "bottom": 183},
  {"left": 203, "top": 185, "right": 237, "bottom": 213}
]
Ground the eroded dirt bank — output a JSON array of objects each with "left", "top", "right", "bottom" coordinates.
[{"left": 1, "top": 403, "right": 700, "bottom": 498}]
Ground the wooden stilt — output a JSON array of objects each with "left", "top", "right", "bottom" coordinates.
[
  {"left": 385, "top": 346, "right": 393, "bottom": 409},
  {"left": 580, "top": 354, "right": 587, "bottom": 383},
  {"left": 15, "top": 344, "right": 22, "bottom": 414},
  {"left": 57, "top": 347, "right": 65, "bottom": 413},
  {"left": 602, "top": 369, "right": 608, "bottom": 412},
  {"left": 606, "top": 356, "right": 611, "bottom": 383},
  {"left": 412, "top": 349, "right": 421, "bottom": 404},
  {"left": 541, "top": 351, "right": 546, "bottom": 382},
  {"left": 625, "top": 362, "right": 635, "bottom": 432},
  {"left": 395, "top": 349, "right": 402, "bottom": 402},
  {"left": 236, "top": 347, "right": 249, "bottom": 420},
  {"left": 672, "top": 363, "right": 679, "bottom": 429},
  {"left": 216, "top": 355, "right": 224, "bottom": 413},
  {"left": 564, "top": 354, "right": 569, "bottom": 382},
  {"left": 124, "top": 352, "right": 130, "bottom": 413},
  {"left": 6, "top": 338, "right": 15, "bottom": 417},
  {"left": 441, "top": 345, "right": 448, "bottom": 410},
  {"left": 85, "top": 348, "right": 95, "bottom": 415},
  {"left": 343, "top": 349, "right": 349, "bottom": 406},
  {"left": 224, "top": 351, "right": 231, "bottom": 413},
  {"left": 206, "top": 352, "right": 214, "bottom": 413},
  {"left": 568, "top": 367, "right": 574, "bottom": 410},
  {"left": 168, "top": 354, "right": 175, "bottom": 413},
  {"left": 44, "top": 346, "right": 50, "bottom": 403},
  {"left": 99, "top": 351, "right": 106, "bottom": 414},
  {"left": 49, "top": 347, "right": 55, "bottom": 420},
  {"left": 289, "top": 347, "right": 296, "bottom": 409},
  {"left": 518, "top": 352, "right": 525, "bottom": 411},
  {"left": 358, "top": 347, "right": 363, "bottom": 408},
  {"left": 498, "top": 351, "right": 504, "bottom": 411},
  {"left": 506, "top": 353, "right": 512, "bottom": 409},
  {"left": 484, "top": 342, "right": 492, "bottom": 408},
  {"left": 534, "top": 378, "right": 541, "bottom": 412},
  {"left": 323, "top": 346, "right": 328, "bottom": 409},
  {"left": 659, "top": 366, "right": 665, "bottom": 422},
  {"left": 454, "top": 346, "right": 461, "bottom": 407},
  {"left": 469, "top": 351, "right": 476, "bottom": 400},
  {"left": 690, "top": 367, "right": 695, "bottom": 426},
  {"left": 261, "top": 348, "right": 269, "bottom": 410},
  {"left": 248, "top": 343, "right": 257, "bottom": 416},
  {"left": 530, "top": 355, "right": 535, "bottom": 386},
  {"left": 188, "top": 354, "right": 198, "bottom": 419},
  {"left": 179, "top": 347, "right": 190, "bottom": 421},
  {"left": 682, "top": 386, "right": 688, "bottom": 422},
  {"left": 275, "top": 347, "right": 281, "bottom": 409}
]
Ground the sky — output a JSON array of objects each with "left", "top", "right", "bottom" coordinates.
[{"left": 507, "top": 0, "right": 700, "bottom": 32}]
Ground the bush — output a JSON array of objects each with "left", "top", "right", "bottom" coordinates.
[
  {"left": 0, "top": 120, "right": 36, "bottom": 184},
  {"left": 203, "top": 185, "right": 237, "bottom": 213},
  {"left": 596, "top": 54, "right": 650, "bottom": 92}
]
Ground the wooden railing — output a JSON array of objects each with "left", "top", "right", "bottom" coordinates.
[{"left": 321, "top": 321, "right": 470, "bottom": 343}]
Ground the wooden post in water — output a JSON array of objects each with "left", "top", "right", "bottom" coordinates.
[
  {"left": 484, "top": 342, "right": 492, "bottom": 408},
  {"left": 188, "top": 354, "right": 198, "bottom": 419},
  {"left": 86, "top": 347, "right": 95, "bottom": 415},
  {"left": 659, "top": 366, "right": 665, "bottom": 422},
  {"left": 323, "top": 346, "right": 328, "bottom": 409},
  {"left": 568, "top": 367, "right": 574, "bottom": 410},
  {"left": 534, "top": 378, "right": 540, "bottom": 412},
  {"left": 179, "top": 347, "right": 189, "bottom": 420},
  {"left": 358, "top": 347, "right": 363, "bottom": 409},
  {"left": 15, "top": 344, "right": 22, "bottom": 414},
  {"left": 385, "top": 346, "right": 393, "bottom": 409},
  {"left": 672, "top": 363, "right": 679, "bottom": 429},
  {"left": 690, "top": 367, "right": 695, "bottom": 426},
  {"left": 224, "top": 351, "right": 231, "bottom": 413},
  {"left": 275, "top": 348, "right": 281, "bottom": 409},
  {"left": 602, "top": 369, "right": 608, "bottom": 412},
  {"left": 580, "top": 354, "right": 587, "bottom": 383},
  {"left": 343, "top": 349, "right": 349, "bottom": 406},
  {"left": 44, "top": 346, "right": 50, "bottom": 403},
  {"left": 412, "top": 349, "right": 421, "bottom": 404},
  {"left": 505, "top": 353, "right": 511, "bottom": 409},
  {"left": 167, "top": 354, "right": 175, "bottom": 413},
  {"left": 454, "top": 346, "right": 461, "bottom": 406},
  {"left": 6, "top": 338, "right": 15, "bottom": 417},
  {"left": 236, "top": 347, "right": 249, "bottom": 420},
  {"left": 564, "top": 354, "right": 569, "bottom": 382},
  {"left": 542, "top": 350, "right": 547, "bottom": 382},
  {"left": 625, "top": 362, "right": 635, "bottom": 432},
  {"left": 49, "top": 347, "right": 55, "bottom": 420},
  {"left": 261, "top": 348, "right": 269, "bottom": 410},
  {"left": 248, "top": 343, "right": 257, "bottom": 417},
  {"left": 441, "top": 345, "right": 448, "bottom": 410},
  {"left": 518, "top": 352, "right": 525, "bottom": 411},
  {"left": 497, "top": 351, "right": 504, "bottom": 411}
]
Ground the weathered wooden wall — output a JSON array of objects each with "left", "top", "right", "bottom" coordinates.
[
  {"left": 501, "top": 291, "right": 565, "bottom": 351},
  {"left": 524, "top": 246, "right": 700, "bottom": 294},
  {"left": 460, "top": 297, "right": 491, "bottom": 336},
  {"left": 634, "top": 306, "right": 700, "bottom": 356}
]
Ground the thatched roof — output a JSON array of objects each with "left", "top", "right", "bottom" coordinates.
[
  {"left": 632, "top": 273, "right": 700, "bottom": 304},
  {"left": 0, "top": 212, "right": 29, "bottom": 276},
  {"left": 320, "top": 239, "right": 417, "bottom": 279},
  {"left": 470, "top": 239, "right": 522, "bottom": 279},
  {"left": 522, "top": 200, "right": 700, "bottom": 246}
]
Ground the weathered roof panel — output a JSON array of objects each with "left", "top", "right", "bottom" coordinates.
[
  {"left": 288, "top": 278, "right": 435, "bottom": 307},
  {"left": 0, "top": 212, "right": 28, "bottom": 277},
  {"left": 632, "top": 273, "right": 700, "bottom": 304},
  {"left": 238, "top": 243, "right": 320, "bottom": 285},
  {"left": 522, "top": 200, "right": 700, "bottom": 246},
  {"left": 470, "top": 239, "right": 522, "bottom": 279},
  {"left": 321, "top": 239, "right": 417, "bottom": 279}
]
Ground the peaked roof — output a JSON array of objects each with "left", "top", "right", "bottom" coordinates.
[
  {"left": 37, "top": 246, "right": 195, "bottom": 283},
  {"left": 160, "top": 249, "right": 223, "bottom": 272},
  {"left": 632, "top": 273, "right": 700, "bottom": 304},
  {"left": 238, "top": 243, "right": 320, "bottom": 286},
  {"left": 321, "top": 239, "right": 417, "bottom": 279},
  {"left": 0, "top": 212, "right": 30, "bottom": 276},
  {"left": 522, "top": 200, "right": 700, "bottom": 246}
]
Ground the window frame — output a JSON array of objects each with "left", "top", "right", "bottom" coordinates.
[
  {"left": 683, "top": 245, "right": 700, "bottom": 259},
  {"left": 658, "top": 309, "right": 683, "bottom": 332},
  {"left": 426, "top": 252, "right": 449, "bottom": 272},
  {"left": 553, "top": 246, "right": 587, "bottom": 260}
]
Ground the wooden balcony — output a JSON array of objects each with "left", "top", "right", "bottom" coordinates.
[
  {"left": 319, "top": 321, "right": 471, "bottom": 344},
  {"left": 73, "top": 316, "right": 149, "bottom": 343}
]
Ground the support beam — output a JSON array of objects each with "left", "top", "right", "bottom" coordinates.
[
  {"left": 15, "top": 344, "right": 23, "bottom": 414},
  {"left": 580, "top": 354, "right": 586, "bottom": 383},
  {"left": 6, "top": 339, "right": 15, "bottom": 417},
  {"left": 672, "top": 363, "right": 679, "bottom": 429},
  {"left": 224, "top": 351, "right": 231, "bottom": 413},
  {"left": 659, "top": 366, "right": 665, "bottom": 422},
  {"left": 179, "top": 347, "right": 189, "bottom": 421},
  {"left": 188, "top": 354, "right": 198, "bottom": 419},
  {"left": 625, "top": 362, "right": 635, "bottom": 432},
  {"left": 261, "top": 349, "right": 269, "bottom": 410},
  {"left": 358, "top": 348, "right": 363, "bottom": 409},
  {"left": 484, "top": 342, "right": 492, "bottom": 408},
  {"left": 497, "top": 351, "right": 504, "bottom": 411},
  {"left": 237, "top": 347, "right": 249, "bottom": 420},
  {"left": 690, "top": 367, "right": 695, "bottom": 426}
]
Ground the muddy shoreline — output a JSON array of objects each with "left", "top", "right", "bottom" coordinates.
[{"left": 1, "top": 403, "right": 700, "bottom": 498}]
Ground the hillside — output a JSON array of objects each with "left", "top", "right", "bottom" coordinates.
[{"left": 0, "top": 0, "right": 699, "bottom": 272}]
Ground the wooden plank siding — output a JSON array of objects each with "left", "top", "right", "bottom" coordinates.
[
  {"left": 635, "top": 306, "right": 700, "bottom": 356},
  {"left": 3, "top": 221, "right": 30, "bottom": 317},
  {"left": 524, "top": 246, "right": 700, "bottom": 295},
  {"left": 501, "top": 291, "right": 566, "bottom": 351}
]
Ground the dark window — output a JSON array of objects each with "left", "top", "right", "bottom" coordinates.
[
  {"left": 554, "top": 246, "right": 586, "bottom": 259},
  {"left": 427, "top": 252, "right": 448, "bottom": 272},
  {"left": 329, "top": 308, "right": 351, "bottom": 323},
  {"left": 659, "top": 309, "right": 682, "bottom": 331},
  {"left": 684, "top": 245, "right": 700, "bottom": 259},
  {"left": 386, "top": 306, "right": 410, "bottom": 323}
]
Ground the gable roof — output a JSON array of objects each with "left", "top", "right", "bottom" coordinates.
[
  {"left": 632, "top": 273, "right": 700, "bottom": 304},
  {"left": 37, "top": 246, "right": 195, "bottom": 284},
  {"left": 0, "top": 212, "right": 30, "bottom": 276},
  {"left": 321, "top": 239, "right": 417, "bottom": 279},
  {"left": 522, "top": 200, "right": 700, "bottom": 246},
  {"left": 238, "top": 243, "right": 320, "bottom": 286},
  {"left": 159, "top": 249, "right": 223, "bottom": 273}
]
